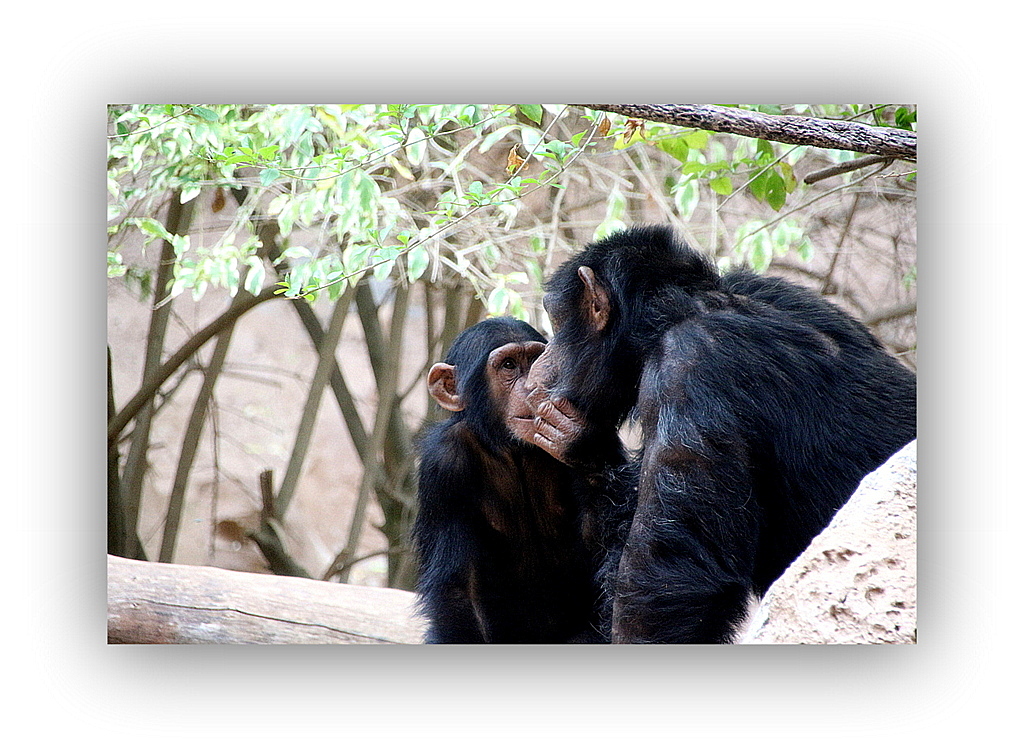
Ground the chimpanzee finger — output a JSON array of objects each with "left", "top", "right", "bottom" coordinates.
[
  {"left": 547, "top": 394, "right": 583, "bottom": 421},
  {"left": 533, "top": 416, "right": 573, "bottom": 463},
  {"left": 535, "top": 400, "right": 582, "bottom": 443},
  {"left": 530, "top": 428, "right": 567, "bottom": 464}
]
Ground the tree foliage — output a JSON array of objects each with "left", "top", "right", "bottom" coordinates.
[{"left": 109, "top": 104, "right": 916, "bottom": 303}]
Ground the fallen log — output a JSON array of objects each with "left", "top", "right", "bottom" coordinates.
[{"left": 107, "top": 555, "right": 426, "bottom": 644}]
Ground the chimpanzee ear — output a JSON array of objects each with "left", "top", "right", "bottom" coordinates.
[
  {"left": 427, "top": 363, "right": 466, "bottom": 412},
  {"left": 578, "top": 266, "right": 610, "bottom": 331}
]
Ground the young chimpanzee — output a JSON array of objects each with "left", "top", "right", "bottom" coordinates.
[
  {"left": 413, "top": 317, "right": 622, "bottom": 643},
  {"left": 523, "top": 226, "right": 917, "bottom": 643}
]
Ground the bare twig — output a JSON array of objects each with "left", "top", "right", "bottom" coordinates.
[
  {"left": 863, "top": 300, "right": 917, "bottom": 327},
  {"left": 805, "top": 155, "right": 893, "bottom": 185}
]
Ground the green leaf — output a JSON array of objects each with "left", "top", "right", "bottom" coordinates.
[
  {"left": 748, "top": 170, "right": 767, "bottom": 201},
  {"left": 487, "top": 286, "right": 509, "bottom": 314},
  {"left": 478, "top": 124, "right": 520, "bottom": 154},
  {"left": 260, "top": 168, "right": 281, "bottom": 186},
  {"left": 506, "top": 289, "right": 526, "bottom": 320},
  {"left": 131, "top": 217, "right": 173, "bottom": 242},
  {"left": 327, "top": 274, "right": 348, "bottom": 300},
  {"left": 171, "top": 234, "right": 190, "bottom": 257},
  {"left": 673, "top": 178, "right": 700, "bottom": 221},
  {"left": 543, "top": 140, "right": 567, "bottom": 161},
  {"left": 180, "top": 185, "right": 202, "bottom": 204},
  {"left": 244, "top": 259, "right": 266, "bottom": 295},
  {"left": 709, "top": 176, "right": 732, "bottom": 196},
  {"left": 763, "top": 171, "right": 787, "bottom": 210},
  {"left": 192, "top": 106, "right": 219, "bottom": 122},
  {"left": 656, "top": 136, "right": 692, "bottom": 164},
  {"left": 755, "top": 139, "right": 775, "bottom": 163},
  {"left": 681, "top": 160, "right": 707, "bottom": 176},
  {"left": 593, "top": 219, "right": 626, "bottom": 241},
  {"left": 218, "top": 148, "right": 249, "bottom": 165},
  {"left": 406, "top": 127, "right": 427, "bottom": 165},
  {"left": 798, "top": 237, "right": 814, "bottom": 263},
  {"left": 518, "top": 104, "right": 543, "bottom": 125},
  {"left": 777, "top": 161, "right": 797, "bottom": 192},
  {"left": 345, "top": 244, "right": 370, "bottom": 274},
  {"left": 267, "top": 193, "right": 290, "bottom": 216},
  {"left": 407, "top": 245, "right": 430, "bottom": 282},
  {"left": 894, "top": 107, "right": 917, "bottom": 130},
  {"left": 682, "top": 130, "right": 709, "bottom": 150},
  {"left": 107, "top": 252, "right": 126, "bottom": 278},
  {"left": 748, "top": 230, "right": 771, "bottom": 271}
]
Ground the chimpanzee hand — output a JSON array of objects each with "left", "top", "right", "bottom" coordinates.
[{"left": 525, "top": 391, "right": 586, "bottom": 465}]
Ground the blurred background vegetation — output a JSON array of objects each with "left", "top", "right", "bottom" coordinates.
[{"left": 106, "top": 103, "right": 916, "bottom": 590}]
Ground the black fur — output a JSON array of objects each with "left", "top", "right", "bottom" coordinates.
[
  {"left": 413, "top": 318, "right": 619, "bottom": 643},
  {"left": 540, "top": 226, "right": 917, "bottom": 643}
]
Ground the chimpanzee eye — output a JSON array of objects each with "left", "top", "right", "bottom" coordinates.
[{"left": 499, "top": 356, "right": 524, "bottom": 374}]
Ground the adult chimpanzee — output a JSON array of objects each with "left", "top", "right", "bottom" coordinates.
[
  {"left": 413, "top": 317, "right": 623, "bottom": 643},
  {"left": 523, "top": 226, "right": 917, "bottom": 643}
]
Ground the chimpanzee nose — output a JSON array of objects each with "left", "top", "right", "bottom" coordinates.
[{"left": 524, "top": 351, "right": 551, "bottom": 397}]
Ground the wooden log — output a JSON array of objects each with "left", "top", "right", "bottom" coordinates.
[{"left": 107, "top": 555, "right": 426, "bottom": 644}]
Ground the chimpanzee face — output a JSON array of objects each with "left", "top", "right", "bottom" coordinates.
[
  {"left": 526, "top": 265, "right": 614, "bottom": 418},
  {"left": 427, "top": 320, "right": 547, "bottom": 449},
  {"left": 485, "top": 339, "right": 547, "bottom": 443}
]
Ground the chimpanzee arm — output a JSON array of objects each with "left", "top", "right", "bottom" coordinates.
[
  {"left": 612, "top": 436, "right": 758, "bottom": 643},
  {"left": 415, "top": 517, "right": 488, "bottom": 643},
  {"left": 611, "top": 328, "right": 761, "bottom": 644},
  {"left": 414, "top": 427, "right": 488, "bottom": 643}
]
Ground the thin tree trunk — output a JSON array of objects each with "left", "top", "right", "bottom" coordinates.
[
  {"left": 328, "top": 280, "right": 411, "bottom": 584},
  {"left": 275, "top": 283, "right": 357, "bottom": 516},
  {"left": 117, "top": 192, "right": 196, "bottom": 559},
  {"left": 108, "top": 346, "right": 144, "bottom": 557},
  {"left": 158, "top": 299, "right": 239, "bottom": 562},
  {"left": 351, "top": 280, "right": 421, "bottom": 587}
]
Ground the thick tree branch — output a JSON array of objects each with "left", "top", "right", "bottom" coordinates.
[{"left": 576, "top": 104, "right": 916, "bottom": 160}]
